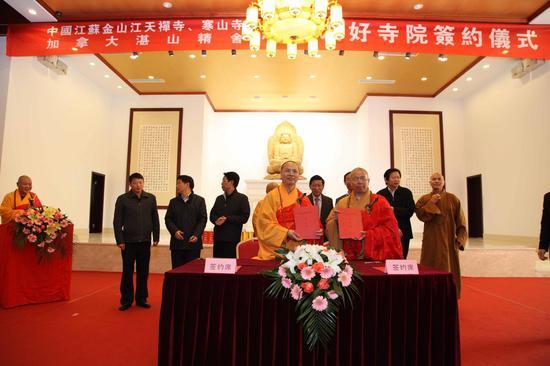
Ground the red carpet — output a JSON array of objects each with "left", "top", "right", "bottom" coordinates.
[{"left": 1, "top": 273, "right": 549, "bottom": 366}]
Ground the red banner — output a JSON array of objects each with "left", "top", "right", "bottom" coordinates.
[{"left": 7, "top": 18, "right": 550, "bottom": 59}]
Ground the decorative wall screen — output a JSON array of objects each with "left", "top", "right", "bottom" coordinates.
[
  {"left": 389, "top": 111, "right": 444, "bottom": 199},
  {"left": 127, "top": 108, "right": 182, "bottom": 208}
]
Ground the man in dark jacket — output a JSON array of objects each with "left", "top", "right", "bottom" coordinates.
[
  {"left": 377, "top": 168, "right": 415, "bottom": 258},
  {"left": 165, "top": 175, "right": 207, "bottom": 268},
  {"left": 210, "top": 172, "right": 250, "bottom": 258},
  {"left": 113, "top": 172, "right": 160, "bottom": 311}
]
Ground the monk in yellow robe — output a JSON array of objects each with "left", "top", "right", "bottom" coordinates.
[
  {"left": 255, "top": 161, "right": 322, "bottom": 260},
  {"left": 326, "top": 167, "right": 403, "bottom": 261},
  {"left": 252, "top": 182, "right": 279, "bottom": 236},
  {"left": 0, "top": 175, "right": 42, "bottom": 224},
  {"left": 416, "top": 173, "right": 467, "bottom": 297}
]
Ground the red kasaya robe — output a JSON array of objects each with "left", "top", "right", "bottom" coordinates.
[{"left": 326, "top": 191, "right": 403, "bottom": 261}]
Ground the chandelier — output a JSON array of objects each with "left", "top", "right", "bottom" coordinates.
[{"left": 242, "top": 0, "right": 345, "bottom": 59}]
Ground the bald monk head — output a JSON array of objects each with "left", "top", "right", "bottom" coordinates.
[{"left": 16, "top": 176, "right": 33, "bottom": 196}]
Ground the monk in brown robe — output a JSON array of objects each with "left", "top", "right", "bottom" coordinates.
[
  {"left": 255, "top": 161, "right": 322, "bottom": 260},
  {"left": 416, "top": 173, "right": 467, "bottom": 297},
  {"left": 326, "top": 167, "right": 403, "bottom": 261},
  {"left": 0, "top": 175, "right": 42, "bottom": 224}
]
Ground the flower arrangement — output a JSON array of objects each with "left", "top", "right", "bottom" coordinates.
[
  {"left": 14, "top": 206, "right": 72, "bottom": 258},
  {"left": 264, "top": 244, "right": 362, "bottom": 351}
]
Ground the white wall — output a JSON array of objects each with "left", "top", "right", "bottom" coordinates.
[
  {"left": 364, "top": 96, "right": 466, "bottom": 233},
  {"left": 0, "top": 57, "right": 113, "bottom": 228},
  {"left": 463, "top": 62, "right": 550, "bottom": 237},
  {"left": 0, "top": 37, "right": 10, "bottom": 172}
]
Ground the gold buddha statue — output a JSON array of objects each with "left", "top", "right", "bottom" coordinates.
[{"left": 265, "top": 121, "right": 305, "bottom": 180}]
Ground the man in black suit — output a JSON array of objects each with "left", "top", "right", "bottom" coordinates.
[
  {"left": 209, "top": 171, "right": 250, "bottom": 258},
  {"left": 335, "top": 171, "right": 353, "bottom": 204},
  {"left": 537, "top": 192, "right": 550, "bottom": 260},
  {"left": 114, "top": 172, "right": 160, "bottom": 311},
  {"left": 377, "top": 168, "right": 415, "bottom": 258},
  {"left": 165, "top": 175, "right": 207, "bottom": 268},
  {"left": 307, "top": 175, "right": 333, "bottom": 238}
]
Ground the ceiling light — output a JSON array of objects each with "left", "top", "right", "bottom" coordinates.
[
  {"left": 231, "top": 49, "right": 237, "bottom": 56},
  {"left": 130, "top": 52, "right": 139, "bottom": 60},
  {"left": 502, "top": 50, "right": 509, "bottom": 55},
  {"left": 89, "top": 62, "right": 95, "bottom": 66},
  {"left": 253, "top": 75, "right": 260, "bottom": 79},
  {"left": 359, "top": 78, "right": 396, "bottom": 84},
  {"left": 405, "top": 52, "right": 411, "bottom": 60},
  {"left": 309, "top": 74, "right": 316, "bottom": 79},
  {"left": 148, "top": 75, "right": 155, "bottom": 79},
  {"left": 162, "top": 2, "right": 173, "bottom": 8},
  {"left": 314, "top": 53, "right": 322, "bottom": 58},
  {"left": 117, "top": 85, "right": 122, "bottom": 89},
  {"left": 413, "top": 3, "right": 424, "bottom": 10},
  {"left": 483, "top": 64, "right": 490, "bottom": 69},
  {"left": 71, "top": 47, "right": 78, "bottom": 51},
  {"left": 242, "top": 1, "right": 345, "bottom": 59},
  {"left": 366, "top": 76, "right": 373, "bottom": 80},
  {"left": 250, "top": 53, "right": 257, "bottom": 58},
  {"left": 438, "top": 54, "right": 448, "bottom": 62},
  {"left": 28, "top": 9, "right": 37, "bottom": 15},
  {"left": 189, "top": 54, "right": 196, "bottom": 59},
  {"left": 421, "top": 76, "right": 428, "bottom": 81},
  {"left": 200, "top": 74, "right": 206, "bottom": 79},
  {"left": 466, "top": 77, "right": 472, "bottom": 81},
  {"left": 452, "top": 87, "right": 459, "bottom": 92},
  {"left": 104, "top": 74, "right": 110, "bottom": 78},
  {"left": 168, "top": 50, "right": 174, "bottom": 56},
  {"left": 201, "top": 50, "right": 207, "bottom": 57}
]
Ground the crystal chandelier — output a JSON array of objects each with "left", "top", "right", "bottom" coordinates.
[{"left": 242, "top": 0, "right": 345, "bottom": 59}]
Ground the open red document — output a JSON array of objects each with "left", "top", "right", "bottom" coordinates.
[
  {"left": 338, "top": 208, "right": 363, "bottom": 239},
  {"left": 293, "top": 206, "right": 321, "bottom": 240}
]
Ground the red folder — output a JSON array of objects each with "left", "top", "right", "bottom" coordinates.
[
  {"left": 293, "top": 206, "right": 321, "bottom": 240},
  {"left": 338, "top": 208, "right": 363, "bottom": 239}
]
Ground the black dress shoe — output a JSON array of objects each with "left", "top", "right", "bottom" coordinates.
[
  {"left": 118, "top": 303, "right": 131, "bottom": 311},
  {"left": 136, "top": 302, "right": 151, "bottom": 308}
]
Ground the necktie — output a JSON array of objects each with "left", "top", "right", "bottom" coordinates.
[{"left": 314, "top": 197, "right": 321, "bottom": 216}]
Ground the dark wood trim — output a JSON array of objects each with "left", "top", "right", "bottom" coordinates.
[
  {"left": 433, "top": 57, "right": 485, "bottom": 97},
  {"left": 127, "top": 108, "right": 183, "bottom": 208},
  {"left": 389, "top": 110, "right": 445, "bottom": 177},
  {"left": 368, "top": 93, "right": 433, "bottom": 98},
  {"left": 527, "top": 1, "right": 550, "bottom": 23},
  {"left": 96, "top": 54, "right": 141, "bottom": 94},
  {"left": 43, "top": 13, "right": 536, "bottom": 25}
]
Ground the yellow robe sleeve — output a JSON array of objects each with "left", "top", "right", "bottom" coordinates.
[
  {"left": 0, "top": 192, "right": 17, "bottom": 224},
  {"left": 325, "top": 195, "right": 349, "bottom": 250}
]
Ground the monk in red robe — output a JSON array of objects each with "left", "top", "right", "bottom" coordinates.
[
  {"left": 255, "top": 161, "right": 323, "bottom": 260},
  {"left": 0, "top": 175, "right": 42, "bottom": 224},
  {"left": 326, "top": 167, "right": 403, "bottom": 261}
]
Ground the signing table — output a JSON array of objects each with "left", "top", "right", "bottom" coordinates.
[
  {"left": 0, "top": 223, "right": 73, "bottom": 308},
  {"left": 158, "top": 259, "right": 460, "bottom": 366}
]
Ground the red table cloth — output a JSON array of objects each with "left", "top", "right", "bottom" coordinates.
[
  {"left": 158, "top": 259, "right": 460, "bottom": 366},
  {"left": 0, "top": 223, "right": 73, "bottom": 308}
]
